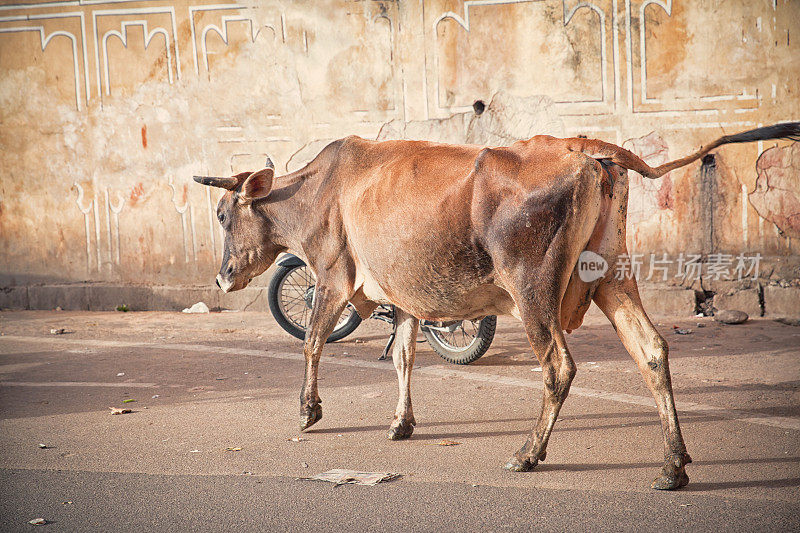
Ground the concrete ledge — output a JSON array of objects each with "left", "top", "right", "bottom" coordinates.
[
  {"left": 713, "top": 288, "right": 762, "bottom": 317},
  {"left": 0, "top": 283, "right": 700, "bottom": 316},
  {"left": 28, "top": 285, "right": 89, "bottom": 311},
  {"left": 0, "top": 282, "right": 702, "bottom": 317},
  {"left": 218, "top": 288, "right": 269, "bottom": 312},
  {"left": 1, "top": 284, "right": 227, "bottom": 312},
  {"left": 88, "top": 284, "right": 153, "bottom": 311},
  {"left": 763, "top": 286, "right": 800, "bottom": 318},
  {"left": 639, "top": 287, "right": 697, "bottom": 316},
  {"left": 150, "top": 287, "right": 221, "bottom": 312},
  {"left": 1, "top": 284, "right": 277, "bottom": 313},
  {"left": 0, "top": 286, "right": 28, "bottom": 310}
]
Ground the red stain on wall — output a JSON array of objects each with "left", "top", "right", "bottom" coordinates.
[
  {"left": 129, "top": 183, "right": 145, "bottom": 206},
  {"left": 622, "top": 132, "right": 673, "bottom": 224},
  {"left": 141, "top": 125, "right": 147, "bottom": 149},
  {"left": 656, "top": 176, "right": 674, "bottom": 209}
]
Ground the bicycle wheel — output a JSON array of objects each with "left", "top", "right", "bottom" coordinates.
[
  {"left": 267, "top": 264, "right": 362, "bottom": 342},
  {"left": 422, "top": 316, "right": 497, "bottom": 365}
]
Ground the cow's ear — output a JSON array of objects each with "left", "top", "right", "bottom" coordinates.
[{"left": 240, "top": 167, "right": 274, "bottom": 202}]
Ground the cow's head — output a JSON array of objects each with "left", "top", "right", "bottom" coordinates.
[{"left": 193, "top": 160, "right": 283, "bottom": 292}]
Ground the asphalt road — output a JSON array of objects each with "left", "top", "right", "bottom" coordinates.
[{"left": 1, "top": 309, "right": 798, "bottom": 531}]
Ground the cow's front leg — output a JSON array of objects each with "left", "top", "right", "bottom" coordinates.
[
  {"left": 300, "top": 285, "right": 348, "bottom": 431},
  {"left": 387, "top": 309, "right": 419, "bottom": 440}
]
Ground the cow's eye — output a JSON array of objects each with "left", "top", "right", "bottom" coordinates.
[{"left": 218, "top": 213, "right": 225, "bottom": 223}]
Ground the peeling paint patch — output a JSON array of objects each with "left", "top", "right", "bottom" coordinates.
[
  {"left": 622, "top": 132, "right": 673, "bottom": 224},
  {"left": 749, "top": 143, "right": 800, "bottom": 238},
  {"left": 377, "top": 91, "right": 564, "bottom": 146}
]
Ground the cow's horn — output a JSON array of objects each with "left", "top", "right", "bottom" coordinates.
[{"left": 193, "top": 176, "right": 239, "bottom": 190}]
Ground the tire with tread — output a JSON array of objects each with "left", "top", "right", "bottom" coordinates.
[{"left": 422, "top": 316, "right": 497, "bottom": 365}]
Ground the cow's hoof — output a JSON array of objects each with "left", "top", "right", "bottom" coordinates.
[
  {"left": 387, "top": 417, "right": 415, "bottom": 440},
  {"left": 651, "top": 470, "right": 689, "bottom": 490},
  {"left": 503, "top": 456, "right": 537, "bottom": 472},
  {"left": 651, "top": 453, "right": 691, "bottom": 490},
  {"left": 300, "top": 404, "right": 322, "bottom": 431}
]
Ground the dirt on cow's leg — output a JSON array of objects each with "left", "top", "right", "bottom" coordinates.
[
  {"left": 594, "top": 277, "right": 691, "bottom": 490},
  {"left": 299, "top": 285, "right": 348, "bottom": 431},
  {"left": 387, "top": 309, "right": 419, "bottom": 440},
  {"left": 504, "top": 309, "right": 576, "bottom": 472}
]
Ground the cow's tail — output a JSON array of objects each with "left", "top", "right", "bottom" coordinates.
[{"left": 571, "top": 122, "right": 800, "bottom": 179}]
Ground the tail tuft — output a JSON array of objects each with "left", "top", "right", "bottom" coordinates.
[{"left": 720, "top": 122, "right": 800, "bottom": 144}]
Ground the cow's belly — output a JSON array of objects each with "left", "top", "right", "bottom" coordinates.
[
  {"left": 352, "top": 243, "right": 516, "bottom": 321},
  {"left": 357, "top": 274, "right": 516, "bottom": 320},
  {"left": 411, "top": 282, "right": 518, "bottom": 321}
]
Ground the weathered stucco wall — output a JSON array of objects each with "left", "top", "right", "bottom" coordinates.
[{"left": 1, "top": 0, "right": 799, "bottom": 310}]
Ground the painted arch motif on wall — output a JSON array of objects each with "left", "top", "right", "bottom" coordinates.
[
  {"left": 425, "top": 0, "right": 767, "bottom": 121},
  {"left": 430, "top": 0, "right": 611, "bottom": 116}
]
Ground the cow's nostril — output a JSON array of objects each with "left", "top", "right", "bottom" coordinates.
[{"left": 215, "top": 278, "right": 221, "bottom": 288}]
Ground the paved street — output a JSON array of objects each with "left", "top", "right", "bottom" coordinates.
[{"left": 1, "top": 309, "right": 799, "bottom": 531}]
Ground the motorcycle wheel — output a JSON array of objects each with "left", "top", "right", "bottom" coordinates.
[
  {"left": 267, "top": 264, "right": 362, "bottom": 343},
  {"left": 422, "top": 316, "right": 497, "bottom": 365}
]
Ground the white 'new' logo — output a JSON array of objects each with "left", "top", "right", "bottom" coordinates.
[{"left": 578, "top": 251, "right": 608, "bottom": 282}]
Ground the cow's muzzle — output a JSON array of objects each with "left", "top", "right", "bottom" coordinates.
[{"left": 216, "top": 274, "right": 235, "bottom": 293}]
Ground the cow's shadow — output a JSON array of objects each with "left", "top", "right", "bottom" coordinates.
[
  {"left": 308, "top": 415, "right": 533, "bottom": 435},
  {"left": 536, "top": 457, "right": 800, "bottom": 491},
  {"left": 682, "top": 477, "right": 800, "bottom": 491},
  {"left": 308, "top": 413, "right": 800, "bottom": 492}
]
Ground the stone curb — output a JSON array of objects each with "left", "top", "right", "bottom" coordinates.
[
  {"left": 763, "top": 285, "right": 800, "bottom": 318},
  {"left": 712, "top": 287, "right": 762, "bottom": 317},
  {"left": 1, "top": 284, "right": 269, "bottom": 313}
]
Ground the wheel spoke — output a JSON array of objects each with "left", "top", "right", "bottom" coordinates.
[{"left": 430, "top": 320, "right": 483, "bottom": 351}]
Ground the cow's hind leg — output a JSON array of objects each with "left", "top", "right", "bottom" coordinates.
[
  {"left": 299, "top": 285, "right": 348, "bottom": 431},
  {"left": 504, "top": 303, "right": 576, "bottom": 472},
  {"left": 387, "top": 308, "right": 419, "bottom": 440},
  {"left": 594, "top": 277, "right": 691, "bottom": 490}
]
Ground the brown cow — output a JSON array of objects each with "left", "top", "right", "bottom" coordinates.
[{"left": 195, "top": 122, "right": 799, "bottom": 490}]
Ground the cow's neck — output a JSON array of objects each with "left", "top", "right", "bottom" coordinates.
[{"left": 258, "top": 167, "right": 322, "bottom": 254}]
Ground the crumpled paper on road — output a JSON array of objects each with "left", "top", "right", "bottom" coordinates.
[
  {"left": 301, "top": 469, "right": 401, "bottom": 486},
  {"left": 182, "top": 302, "right": 210, "bottom": 314}
]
